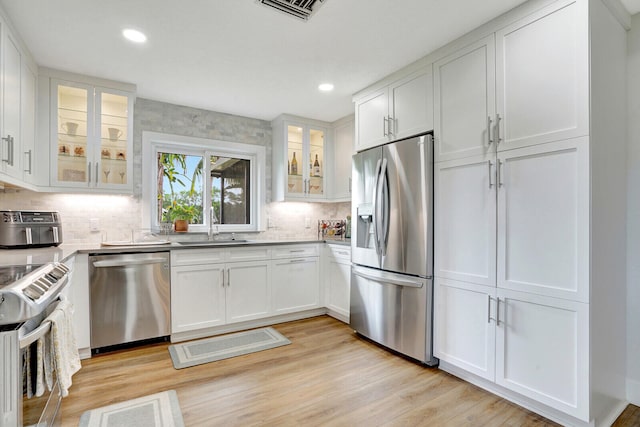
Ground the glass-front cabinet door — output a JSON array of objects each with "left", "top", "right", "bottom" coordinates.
[
  {"left": 51, "top": 79, "right": 133, "bottom": 191},
  {"left": 285, "top": 123, "right": 325, "bottom": 199}
]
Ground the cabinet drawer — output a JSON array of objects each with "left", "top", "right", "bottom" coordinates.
[
  {"left": 228, "top": 246, "right": 270, "bottom": 262},
  {"left": 171, "top": 248, "right": 226, "bottom": 266},
  {"left": 272, "top": 244, "right": 320, "bottom": 259},
  {"left": 327, "top": 245, "right": 351, "bottom": 260}
]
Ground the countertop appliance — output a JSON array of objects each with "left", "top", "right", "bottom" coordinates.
[
  {"left": 0, "top": 210, "right": 63, "bottom": 249},
  {"left": 0, "top": 261, "right": 71, "bottom": 427},
  {"left": 89, "top": 252, "right": 170, "bottom": 351},
  {"left": 350, "top": 132, "right": 437, "bottom": 365}
]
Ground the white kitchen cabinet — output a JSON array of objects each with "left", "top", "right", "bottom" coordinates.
[
  {"left": 434, "top": 278, "right": 496, "bottom": 381},
  {"left": 171, "top": 248, "right": 270, "bottom": 333},
  {"left": 324, "top": 244, "right": 351, "bottom": 323},
  {"left": 271, "top": 114, "right": 328, "bottom": 201},
  {"left": 0, "top": 26, "right": 37, "bottom": 184},
  {"left": 429, "top": 0, "right": 626, "bottom": 424},
  {"left": 434, "top": 35, "right": 495, "bottom": 162},
  {"left": 225, "top": 260, "right": 271, "bottom": 323},
  {"left": 495, "top": 289, "right": 589, "bottom": 420},
  {"left": 1, "top": 29, "right": 22, "bottom": 179},
  {"left": 354, "top": 66, "right": 433, "bottom": 152},
  {"left": 434, "top": 0, "right": 588, "bottom": 162},
  {"left": 434, "top": 154, "right": 496, "bottom": 287},
  {"left": 171, "top": 263, "right": 226, "bottom": 333},
  {"left": 495, "top": 0, "right": 588, "bottom": 150},
  {"left": 44, "top": 71, "right": 135, "bottom": 192},
  {"left": 272, "top": 255, "right": 320, "bottom": 315},
  {"left": 20, "top": 60, "right": 37, "bottom": 184},
  {"left": 497, "top": 139, "right": 589, "bottom": 302},
  {"left": 330, "top": 115, "right": 354, "bottom": 201}
]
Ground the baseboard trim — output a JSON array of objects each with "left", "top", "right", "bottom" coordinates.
[
  {"left": 627, "top": 378, "right": 640, "bottom": 406},
  {"left": 170, "top": 308, "right": 328, "bottom": 343}
]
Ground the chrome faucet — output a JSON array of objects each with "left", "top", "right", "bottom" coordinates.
[{"left": 208, "top": 207, "right": 219, "bottom": 240}]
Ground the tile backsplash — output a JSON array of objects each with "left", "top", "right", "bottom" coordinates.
[{"left": 0, "top": 189, "right": 350, "bottom": 243}]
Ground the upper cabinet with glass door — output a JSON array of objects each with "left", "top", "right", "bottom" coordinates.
[
  {"left": 272, "top": 115, "right": 329, "bottom": 201},
  {"left": 49, "top": 76, "right": 134, "bottom": 192}
]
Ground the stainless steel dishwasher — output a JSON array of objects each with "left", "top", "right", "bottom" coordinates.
[{"left": 89, "top": 252, "right": 170, "bottom": 350}]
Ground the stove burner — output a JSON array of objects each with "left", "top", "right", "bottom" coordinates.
[{"left": 0, "top": 265, "right": 43, "bottom": 287}]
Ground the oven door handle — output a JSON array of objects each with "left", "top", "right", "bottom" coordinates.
[{"left": 19, "top": 320, "right": 52, "bottom": 349}]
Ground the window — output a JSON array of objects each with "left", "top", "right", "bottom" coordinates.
[{"left": 143, "top": 132, "right": 265, "bottom": 233}]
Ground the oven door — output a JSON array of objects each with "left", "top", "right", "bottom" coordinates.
[{"left": 20, "top": 309, "right": 63, "bottom": 427}]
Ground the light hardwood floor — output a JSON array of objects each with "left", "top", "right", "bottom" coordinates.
[{"left": 60, "top": 316, "right": 638, "bottom": 426}]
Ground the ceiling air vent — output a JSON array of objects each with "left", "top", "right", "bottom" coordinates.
[{"left": 256, "top": 0, "right": 327, "bottom": 21}]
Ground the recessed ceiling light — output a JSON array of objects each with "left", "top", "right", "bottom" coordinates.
[
  {"left": 122, "top": 28, "right": 147, "bottom": 43},
  {"left": 318, "top": 83, "right": 334, "bottom": 92}
]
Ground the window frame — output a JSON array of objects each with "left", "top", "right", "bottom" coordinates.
[{"left": 142, "top": 131, "right": 265, "bottom": 233}]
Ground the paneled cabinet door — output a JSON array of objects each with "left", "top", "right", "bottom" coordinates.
[
  {"left": 171, "top": 264, "right": 226, "bottom": 333},
  {"left": 332, "top": 117, "right": 354, "bottom": 200},
  {"left": 21, "top": 61, "right": 37, "bottom": 184},
  {"left": 497, "top": 138, "right": 589, "bottom": 302},
  {"left": 326, "top": 254, "right": 351, "bottom": 320},
  {"left": 434, "top": 278, "right": 496, "bottom": 381},
  {"left": 355, "top": 87, "right": 389, "bottom": 152},
  {"left": 272, "top": 257, "right": 320, "bottom": 315},
  {"left": 495, "top": 0, "right": 588, "bottom": 151},
  {"left": 1, "top": 31, "right": 22, "bottom": 178},
  {"left": 434, "top": 35, "right": 496, "bottom": 162},
  {"left": 390, "top": 67, "right": 433, "bottom": 141},
  {"left": 226, "top": 261, "right": 271, "bottom": 323},
  {"left": 434, "top": 154, "right": 496, "bottom": 287},
  {"left": 495, "top": 288, "right": 589, "bottom": 421}
]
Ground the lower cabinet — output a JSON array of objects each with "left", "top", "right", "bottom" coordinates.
[
  {"left": 434, "top": 277, "right": 588, "bottom": 420},
  {"left": 271, "top": 256, "right": 319, "bottom": 315},
  {"left": 324, "top": 244, "right": 351, "bottom": 322},
  {"left": 171, "top": 263, "right": 226, "bottom": 333},
  {"left": 170, "top": 249, "right": 271, "bottom": 334},
  {"left": 226, "top": 261, "right": 271, "bottom": 323}
]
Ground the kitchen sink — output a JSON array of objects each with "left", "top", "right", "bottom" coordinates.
[{"left": 176, "top": 240, "right": 249, "bottom": 246}]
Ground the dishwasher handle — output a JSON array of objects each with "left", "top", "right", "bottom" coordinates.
[{"left": 92, "top": 257, "right": 168, "bottom": 268}]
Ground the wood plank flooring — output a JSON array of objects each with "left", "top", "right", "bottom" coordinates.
[{"left": 59, "top": 316, "right": 639, "bottom": 426}]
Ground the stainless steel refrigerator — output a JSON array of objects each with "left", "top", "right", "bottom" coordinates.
[{"left": 350, "top": 132, "right": 437, "bottom": 365}]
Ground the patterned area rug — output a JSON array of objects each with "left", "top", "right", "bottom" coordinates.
[
  {"left": 78, "top": 390, "right": 184, "bottom": 427},
  {"left": 168, "top": 327, "right": 291, "bottom": 369}
]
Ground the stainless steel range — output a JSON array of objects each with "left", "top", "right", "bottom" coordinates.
[
  {"left": 0, "top": 210, "right": 63, "bottom": 249},
  {"left": 0, "top": 261, "right": 71, "bottom": 427}
]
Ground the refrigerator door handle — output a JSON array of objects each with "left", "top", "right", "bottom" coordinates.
[
  {"left": 380, "top": 158, "right": 390, "bottom": 256},
  {"left": 352, "top": 267, "right": 423, "bottom": 288},
  {"left": 375, "top": 158, "right": 387, "bottom": 265},
  {"left": 371, "top": 158, "right": 383, "bottom": 260}
]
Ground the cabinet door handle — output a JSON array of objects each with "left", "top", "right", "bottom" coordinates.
[
  {"left": 221, "top": 269, "right": 225, "bottom": 287},
  {"left": 2, "top": 135, "right": 12, "bottom": 165},
  {"left": 24, "top": 150, "right": 32, "bottom": 174},
  {"left": 87, "top": 163, "right": 92, "bottom": 184},
  {"left": 9, "top": 136, "right": 14, "bottom": 166},
  {"left": 227, "top": 268, "right": 231, "bottom": 287},
  {"left": 487, "top": 116, "right": 493, "bottom": 145},
  {"left": 349, "top": 177, "right": 352, "bottom": 193},
  {"left": 289, "top": 249, "right": 305, "bottom": 253},
  {"left": 383, "top": 116, "right": 388, "bottom": 137},
  {"left": 496, "top": 297, "right": 502, "bottom": 326},
  {"left": 497, "top": 159, "right": 503, "bottom": 187},
  {"left": 289, "top": 258, "right": 306, "bottom": 263},
  {"left": 389, "top": 116, "right": 396, "bottom": 136},
  {"left": 495, "top": 114, "right": 502, "bottom": 144},
  {"left": 95, "top": 162, "right": 100, "bottom": 184},
  {"left": 487, "top": 295, "right": 492, "bottom": 323},
  {"left": 488, "top": 160, "right": 494, "bottom": 188}
]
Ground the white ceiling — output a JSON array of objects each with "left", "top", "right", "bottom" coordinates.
[{"left": 1, "top": 0, "right": 637, "bottom": 123}]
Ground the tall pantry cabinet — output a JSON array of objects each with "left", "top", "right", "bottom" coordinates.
[{"left": 431, "top": 0, "right": 627, "bottom": 425}]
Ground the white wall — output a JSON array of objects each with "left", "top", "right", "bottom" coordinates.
[{"left": 627, "top": 12, "right": 640, "bottom": 406}]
